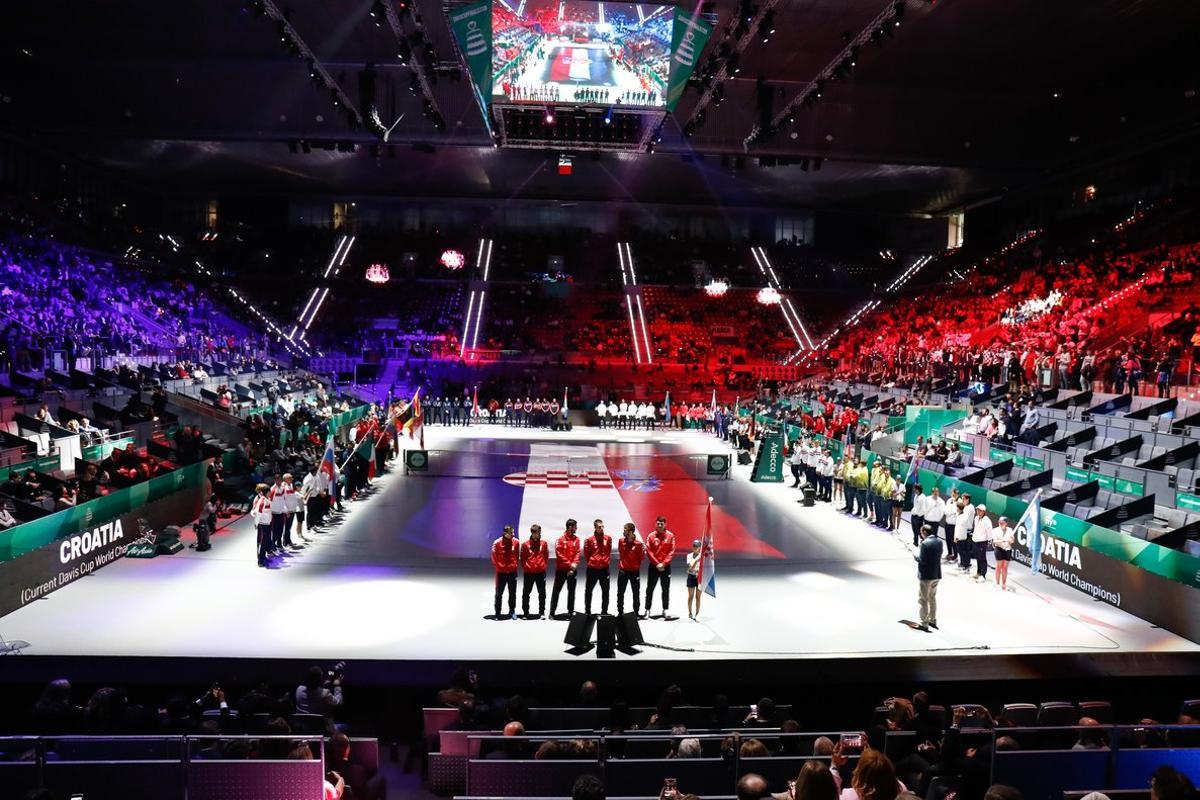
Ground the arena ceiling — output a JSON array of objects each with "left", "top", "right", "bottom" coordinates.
[{"left": 1, "top": 0, "right": 1197, "bottom": 214}]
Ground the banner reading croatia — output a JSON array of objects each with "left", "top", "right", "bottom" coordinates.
[{"left": 666, "top": 9, "right": 712, "bottom": 111}]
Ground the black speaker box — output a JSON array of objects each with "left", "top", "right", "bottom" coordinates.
[
  {"left": 595, "top": 615, "right": 617, "bottom": 658},
  {"left": 616, "top": 612, "right": 644, "bottom": 647},
  {"left": 563, "top": 613, "right": 596, "bottom": 649}
]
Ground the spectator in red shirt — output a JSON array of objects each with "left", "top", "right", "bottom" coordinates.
[
  {"left": 617, "top": 523, "right": 646, "bottom": 617},
  {"left": 520, "top": 524, "right": 549, "bottom": 618},
  {"left": 583, "top": 519, "right": 612, "bottom": 616},
  {"left": 550, "top": 518, "right": 581, "bottom": 618},
  {"left": 491, "top": 525, "right": 519, "bottom": 619},
  {"left": 645, "top": 516, "right": 676, "bottom": 618}
]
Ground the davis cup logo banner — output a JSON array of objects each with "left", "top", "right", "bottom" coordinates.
[
  {"left": 666, "top": 9, "right": 712, "bottom": 111},
  {"left": 449, "top": 0, "right": 493, "bottom": 110}
]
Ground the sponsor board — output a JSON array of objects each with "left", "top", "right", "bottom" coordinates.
[{"left": 0, "top": 461, "right": 209, "bottom": 619}]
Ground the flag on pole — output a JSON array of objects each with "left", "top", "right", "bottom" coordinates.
[
  {"left": 904, "top": 452, "right": 920, "bottom": 486},
  {"left": 562, "top": 386, "right": 569, "bottom": 421},
  {"left": 664, "top": 390, "right": 672, "bottom": 426},
  {"left": 698, "top": 497, "right": 717, "bottom": 598},
  {"left": 710, "top": 389, "right": 717, "bottom": 415},
  {"left": 353, "top": 420, "right": 378, "bottom": 479},
  {"left": 319, "top": 431, "right": 336, "bottom": 481},
  {"left": 472, "top": 386, "right": 479, "bottom": 421},
  {"left": 1018, "top": 491, "right": 1044, "bottom": 573},
  {"left": 401, "top": 388, "right": 424, "bottom": 446}
]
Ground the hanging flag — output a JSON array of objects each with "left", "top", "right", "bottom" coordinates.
[
  {"left": 664, "top": 390, "right": 672, "bottom": 427},
  {"left": 710, "top": 389, "right": 717, "bottom": 415},
  {"left": 472, "top": 386, "right": 480, "bottom": 421},
  {"left": 1017, "top": 491, "right": 1044, "bottom": 574},
  {"left": 698, "top": 498, "right": 717, "bottom": 598}
]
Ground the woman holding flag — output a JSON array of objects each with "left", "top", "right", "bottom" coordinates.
[{"left": 686, "top": 539, "right": 702, "bottom": 620}]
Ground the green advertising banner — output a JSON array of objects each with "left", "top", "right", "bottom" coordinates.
[
  {"left": 327, "top": 404, "right": 372, "bottom": 436},
  {"left": 82, "top": 437, "right": 135, "bottom": 464},
  {"left": 666, "top": 9, "right": 712, "bottom": 111},
  {"left": 0, "top": 459, "right": 211, "bottom": 564},
  {"left": 909, "top": 464, "right": 1200, "bottom": 591},
  {"left": 1018, "top": 455, "right": 1046, "bottom": 472},
  {"left": 751, "top": 430, "right": 785, "bottom": 483},
  {"left": 0, "top": 455, "right": 61, "bottom": 484},
  {"left": 1114, "top": 477, "right": 1145, "bottom": 497},
  {"left": 449, "top": 0, "right": 493, "bottom": 110},
  {"left": 1066, "top": 466, "right": 1091, "bottom": 483},
  {"left": 1177, "top": 491, "right": 1200, "bottom": 512},
  {"left": 904, "top": 407, "right": 968, "bottom": 445},
  {"left": 990, "top": 446, "right": 1015, "bottom": 462}
]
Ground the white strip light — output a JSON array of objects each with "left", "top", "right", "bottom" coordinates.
[
  {"left": 626, "top": 294, "right": 642, "bottom": 364},
  {"left": 751, "top": 246, "right": 809, "bottom": 350},
  {"left": 461, "top": 290, "right": 476, "bottom": 357},
  {"left": 636, "top": 293, "right": 653, "bottom": 364}
]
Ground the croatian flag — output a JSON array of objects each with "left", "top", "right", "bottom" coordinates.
[
  {"left": 698, "top": 498, "right": 717, "bottom": 598},
  {"left": 546, "top": 47, "right": 608, "bottom": 83},
  {"left": 319, "top": 431, "right": 336, "bottom": 481},
  {"left": 1018, "top": 491, "right": 1044, "bottom": 573}
]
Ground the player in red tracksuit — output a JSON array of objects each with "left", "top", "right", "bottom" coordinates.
[
  {"left": 583, "top": 520, "right": 612, "bottom": 615},
  {"left": 644, "top": 516, "right": 676, "bottom": 618},
  {"left": 491, "top": 525, "right": 519, "bottom": 619},
  {"left": 616, "top": 523, "right": 645, "bottom": 617},
  {"left": 550, "top": 519, "right": 581, "bottom": 618},
  {"left": 520, "top": 524, "right": 549, "bottom": 618}
]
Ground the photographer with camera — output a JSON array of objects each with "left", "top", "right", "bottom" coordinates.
[{"left": 296, "top": 663, "right": 345, "bottom": 721}]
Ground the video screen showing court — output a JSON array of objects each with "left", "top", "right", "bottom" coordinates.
[{"left": 492, "top": 0, "right": 674, "bottom": 107}]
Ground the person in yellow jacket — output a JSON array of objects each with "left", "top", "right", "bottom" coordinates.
[{"left": 873, "top": 467, "right": 895, "bottom": 531}]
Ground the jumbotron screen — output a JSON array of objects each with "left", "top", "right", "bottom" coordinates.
[{"left": 492, "top": 0, "right": 674, "bottom": 108}]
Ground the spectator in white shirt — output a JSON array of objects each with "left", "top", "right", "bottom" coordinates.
[
  {"left": 955, "top": 497, "right": 975, "bottom": 573},
  {"left": 909, "top": 485, "right": 928, "bottom": 547},
  {"left": 941, "top": 489, "right": 959, "bottom": 562},
  {"left": 924, "top": 487, "right": 945, "bottom": 545},
  {"left": 971, "top": 506, "right": 993, "bottom": 582},
  {"left": 992, "top": 516, "right": 1016, "bottom": 591}
]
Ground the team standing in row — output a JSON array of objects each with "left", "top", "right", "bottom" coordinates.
[{"left": 489, "top": 517, "right": 706, "bottom": 621}]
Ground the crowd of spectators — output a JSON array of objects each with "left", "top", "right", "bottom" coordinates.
[
  {"left": 826, "top": 235, "right": 1200, "bottom": 394},
  {"left": 0, "top": 234, "right": 262, "bottom": 376},
  {"left": 431, "top": 670, "right": 1200, "bottom": 800}
]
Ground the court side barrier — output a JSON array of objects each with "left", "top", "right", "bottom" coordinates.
[
  {"left": 0, "top": 734, "right": 343, "bottom": 800},
  {"left": 0, "top": 458, "right": 212, "bottom": 619},
  {"left": 992, "top": 725, "right": 1200, "bottom": 800},
  {"left": 767, "top": 405, "right": 1200, "bottom": 643},
  {"left": 460, "top": 732, "right": 864, "bottom": 799}
]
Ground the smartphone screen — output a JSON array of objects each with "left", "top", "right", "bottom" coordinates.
[{"left": 840, "top": 733, "right": 864, "bottom": 755}]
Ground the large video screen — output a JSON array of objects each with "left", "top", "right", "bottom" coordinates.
[{"left": 492, "top": 0, "right": 674, "bottom": 108}]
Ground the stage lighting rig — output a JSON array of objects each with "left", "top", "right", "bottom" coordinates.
[
  {"left": 681, "top": 0, "right": 781, "bottom": 145},
  {"left": 246, "top": 0, "right": 362, "bottom": 129},
  {"left": 745, "top": 0, "right": 920, "bottom": 151}
]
